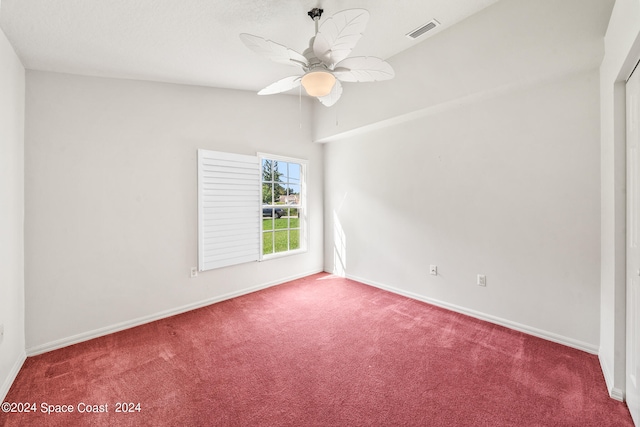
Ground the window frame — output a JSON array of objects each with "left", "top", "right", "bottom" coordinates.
[{"left": 257, "top": 152, "right": 308, "bottom": 260}]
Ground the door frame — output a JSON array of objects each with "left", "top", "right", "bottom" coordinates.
[{"left": 626, "top": 60, "right": 640, "bottom": 426}]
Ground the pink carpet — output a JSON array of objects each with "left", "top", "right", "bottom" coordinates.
[{"left": 1, "top": 273, "right": 634, "bottom": 426}]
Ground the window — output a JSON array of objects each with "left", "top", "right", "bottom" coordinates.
[
  {"left": 259, "top": 153, "right": 307, "bottom": 258},
  {"left": 197, "top": 150, "right": 307, "bottom": 271}
]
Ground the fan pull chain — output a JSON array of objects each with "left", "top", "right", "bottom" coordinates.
[{"left": 299, "top": 85, "right": 302, "bottom": 129}]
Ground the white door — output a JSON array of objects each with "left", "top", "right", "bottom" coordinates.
[{"left": 627, "top": 64, "right": 640, "bottom": 427}]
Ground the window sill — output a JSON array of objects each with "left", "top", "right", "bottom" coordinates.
[{"left": 260, "top": 248, "right": 307, "bottom": 261}]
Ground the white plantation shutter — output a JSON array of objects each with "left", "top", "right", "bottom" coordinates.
[{"left": 198, "top": 149, "right": 260, "bottom": 271}]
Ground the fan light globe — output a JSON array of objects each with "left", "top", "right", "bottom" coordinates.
[{"left": 301, "top": 70, "right": 336, "bottom": 97}]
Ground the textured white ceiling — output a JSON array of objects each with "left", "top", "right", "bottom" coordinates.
[{"left": 0, "top": 0, "right": 499, "bottom": 92}]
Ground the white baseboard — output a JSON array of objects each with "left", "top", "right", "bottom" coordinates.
[
  {"left": 1, "top": 351, "right": 26, "bottom": 402},
  {"left": 26, "top": 269, "right": 323, "bottom": 356},
  {"left": 599, "top": 353, "right": 625, "bottom": 401},
  {"left": 346, "top": 274, "right": 599, "bottom": 355}
]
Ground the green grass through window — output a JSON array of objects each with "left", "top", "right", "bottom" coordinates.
[{"left": 263, "top": 218, "right": 300, "bottom": 255}]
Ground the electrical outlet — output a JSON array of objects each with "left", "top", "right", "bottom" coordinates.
[
  {"left": 430, "top": 265, "right": 437, "bottom": 276},
  {"left": 477, "top": 274, "right": 486, "bottom": 287},
  {"left": 190, "top": 267, "right": 198, "bottom": 278}
]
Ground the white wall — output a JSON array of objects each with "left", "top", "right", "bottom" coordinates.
[
  {"left": 24, "top": 71, "right": 323, "bottom": 352},
  {"left": 0, "top": 27, "right": 25, "bottom": 399},
  {"left": 322, "top": 0, "right": 610, "bottom": 351},
  {"left": 599, "top": 0, "right": 640, "bottom": 401},
  {"left": 313, "top": 0, "right": 613, "bottom": 143}
]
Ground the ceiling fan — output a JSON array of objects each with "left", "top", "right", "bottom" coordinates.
[{"left": 240, "top": 8, "right": 394, "bottom": 107}]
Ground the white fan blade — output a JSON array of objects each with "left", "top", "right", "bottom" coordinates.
[
  {"left": 313, "top": 9, "right": 369, "bottom": 67},
  {"left": 258, "top": 76, "right": 302, "bottom": 95},
  {"left": 333, "top": 57, "right": 395, "bottom": 82},
  {"left": 240, "top": 33, "right": 308, "bottom": 68},
  {"left": 318, "top": 80, "right": 343, "bottom": 107}
]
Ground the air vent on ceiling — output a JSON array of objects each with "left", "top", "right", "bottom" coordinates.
[{"left": 406, "top": 19, "right": 440, "bottom": 40}]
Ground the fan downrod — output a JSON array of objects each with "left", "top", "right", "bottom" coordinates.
[{"left": 307, "top": 8, "right": 323, "bottom": 21}]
